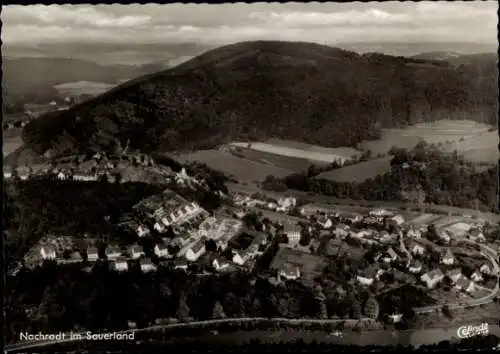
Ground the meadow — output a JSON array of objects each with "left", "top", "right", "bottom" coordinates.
[
  {"left": 316, "top": 157, "right": 392, "bottom": 183},
  {"left": 174, "top": 149, "right": 293, "bottom": 182}
]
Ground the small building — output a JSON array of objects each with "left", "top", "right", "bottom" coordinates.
[
  {"left": 113, "top": 257, "right": 129, "bottom": 272},
  {"left": 57, "top": 171, "right": 67, "bottom": 180},
  {"left": 440, "top": 248, "right": 455, "bottom": 265},
  {"left": 480, "top": 263, "right": 492, "bottom": 275},
  {"left": 130, "top": 245, "right": 145, "bottom": 259},
  {"left": 283, "top": 223, "right": 301, "bottom": 245},
  {"left": 468, "top": 228, "right": 485, "bottom": 242},
  {"left": 40, "top": 245, "right": 56, "bottom": 260},
  {"left": 420, "top": 269, "right": 445, "bottom": 289},
  {"left": 137, "top": 225, "right": 150, "bottom": 238},
  {"left": 87, "top": 246, "right": 99, "bottom": 262},
  {"left": 213, "top": 258, "right": 231, "bottom": 271},
  {"left": 357, "top": 267, "right": 379, "bottom": 286},
  {"left": 407, "top": 227, "right": 421, "bottom": 239},
  {"left": 455, "top": 276, "right": 475, "bottom": 293},
  {"left": 105, "top": 246, "right": 121, "bottom": 261},
  {"left": 369, "top": 209, "right": 393, "bottom": 217},
  {"left": 154, "top": 222, "right": 166, "bottom": 233},
  {"left": 408, "top": 259, "right": 422, "bottom": 274},
  {"left": 140, "top": 258, "right": 156, "bottom": 273},
  {"left": 446, "top": 268, "right": 463, "bottom": 284},
  {"left": 277, "top": 197, "right": 296, "bottom": 212},
  {"left": 389, "top": 313, "right": 403, "bottom": 323},
  {"left": 174, "top": 258, "right": 188, "bottom": 271},
  {"left": 335, "top": 223, "right": 350, "bottom": 237},
  {"left": 438, "top": 230, "right": 451, "bottom": 243},
  {"left": 470, "top": 271, "right": 483, "bottom": 282},
  {"left": 154, "top": 243, "right": 170, "bottom": 258},
  {"left": 391, "top": 215, "right": 405, "bottom": 226},
  {"left": 185, "top": 238, "right": 206, "bottom": 262},
  {"left": 410, "top": 242, "right": 425, "bottom": 256},
  {"left": 317, "top": 216, "right": 333, "bottom": 229},
  {"left": 383, "top": 247, "right": 399, "bottom": 263},
  {"left": 278, "top": 263, "right": 301, "bottom": 281}
]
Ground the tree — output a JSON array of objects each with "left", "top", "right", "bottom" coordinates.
[
  {"left": 351, "top": 299, "right": 362, "bottom": 319},
  {"left": 318, "top": 300, "right": 328, "bottom": 319},
  {"left": 364, "top": 297, "right": 379, "bottom": 320},
  {"left": 212, "top": 300, "right": 226, "bottom": 319},
  {"left": 176, "top": 297, "right": 190, "bottom": 321}
]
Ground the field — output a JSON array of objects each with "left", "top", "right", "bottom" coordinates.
[
  {"left": 230, "top": 140, "right": 362, "bottom": 166},
  {"left": 316, "top": 157, "right": 392, "bottom": 182},
  {"left": 229, "top": 146, "right": 318, "bottom": 171},
  {"left": 358, "top": 120, "right": 497, "bottom": 164},
  {"left": 174, "top": 150, "right": 293, "bottom": 182},
  {"left": 3, "top": 134, "right": 23, "bottom": 157},
  {"left": 54, "top": 81, "right": 116, "bottom": 96}
]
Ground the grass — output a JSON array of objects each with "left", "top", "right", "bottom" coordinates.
[
  {"left": 3, "top": 135, "right": 24, "bottom": 157},
  {"left": 316, "top": 157, "right": 392, "bottom": 182},
  {"left": 174, "top": 150, "right": 293, "bottom": 182},
  {"left": 54, "top": 81, "right": 116, "bottom": 96},
  {"left": 270, "top": 246, "right": 327, "bottom": 278}
]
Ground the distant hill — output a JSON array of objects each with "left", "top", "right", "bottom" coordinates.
[
  {"left": 2, "top": 57, "right": 168, "bottom": 96},
  {"left": 410, "top": 51, "right": 463, "bottom": 61},
  {"left": 21, "top": 40, "right": 498, "bottom": 160}
]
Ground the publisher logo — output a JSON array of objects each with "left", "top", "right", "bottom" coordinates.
[{"left": 456, "top": 323, "right": 489, "bottom": 339}]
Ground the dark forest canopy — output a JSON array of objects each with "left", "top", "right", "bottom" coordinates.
[{"left": 22, "top": 41, "right": 498, "bottom": 158}]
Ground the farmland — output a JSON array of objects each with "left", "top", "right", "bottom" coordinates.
[
  {"left": 54, "top": 81, "right": 116, "bottom": 96},
  {"left": 316, "top": 157, "right": 392, "bottom": 182},
  {"left": 229, "top": 141, "right": 362, "bottom": 167},
  {"left": 358, "top": 120, "right": 497, "bottom": 164},
  {"left": 173, "top": 150, "right": 293, "bottom": 182}
]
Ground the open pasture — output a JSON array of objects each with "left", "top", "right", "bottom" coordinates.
[
  {"left": 175, "top": 149, "right": 293, "bottom": 182},
  {"left": 3, "top": 135, "right": 23, "bottom": 157},
  {"left": 316, "top": 157, "right": 392, "bottom": 182},
  {"left": 358, "top": 120, "right": 495, "bottom": 160},
  {"left": 54, "top": 81, "right": 116, "bottom": 96}
]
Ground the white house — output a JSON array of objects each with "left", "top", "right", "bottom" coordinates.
[
  {"left": 480, "top": 263, "right": 492, "bottom": 275},
  {"left": 130, "top": 245, "right": 145, "bottom": 259},
  {"left": 440, "top": 249, "right": 455, "bottom": 265},
  {"left": 114, "top": 257, "right": 129, "bottom": 272},
  {"left": 57, "top": 171, "right": 67, "bottom": 180},
  {"left": 421, "top": 269, "right": 445, "bottom": 289},
  {"left": 335, "top": 224, "right": 350, "bottom": 238},
  {"left": 40, "top": 245, "right": 56, "bottom": 260},
  {"left": 389, "top": 313, "right": 403, "bottom": 323},
  {"left": 232, "top": 251, "right": 247, "bottom": 266},
  {"left": 279, "top": 264, "right": 301, "bottom": 281},
  {"left": 106, "top": 246, "right": 121, "bottom": 261},
  {"left": 213, "top": 258, "right": 230, "bottom": 271},
  {"left": 137, "top": 225, "right": 150, "bottom": 238},
  {"left": 391, "top": 215, "right": 405, "bottom": 226},
  {"left": 438, "top": 230, "right": 451, "bottom": 243},
  {"left": 357, "top": 275, "right": 374, "bottom": 286},
  {"left": 446, "top": 268, "right": 463, "bottom": 284},
  {"left": 154, "top": 243, "right": 170, "bottom": 258},
  {"left": 277, "top": 197, "right": 296, "bottom": 212},
  {"left": 369, "top": 209, "right": 393, "bottom": 217},
  {"left": 283, "top": 223, "right": 301, "bottom": 245},
  {"left": 185, "top": 238, "right": 206, "bottom": 262},
  {"left": 174, "top": 258, "right": 188, "bottom": 271},
  {"left": 140, "top": 258, "right": 156, "bottom": 273},
  {"left": 470, "top": 271, "right": 483, "bottom": 282},
  {"left": 357, "top": 267, "right": 379, "bottom": 286},
  {"left": 383, "top": 247, "right": 399, "bottom": 263},
  {"left": 407, "top": 227, "right": 421, "bottom": 239},
  {"left": 410, "top": 243, "right": 426, "bottom": 256},
  {"left": 317, "top": 216, "right": 333, "bottom": 229},
  {"left": 154, "top": 222, "right": 166, "bottom": 233},
  {"left": 408, "top": 260, "right": 423, "bottom": 274},
  {"left": 87, "top": 247, "right": 99, "bottom": 262}
]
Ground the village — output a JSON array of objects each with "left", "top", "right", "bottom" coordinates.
[{"left": 19, "top": 165, "right": 500, "bottom": 323}]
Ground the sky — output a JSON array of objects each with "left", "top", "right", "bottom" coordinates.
[{"left": 2, "top": 2, "right": 498, "bottom": 46}]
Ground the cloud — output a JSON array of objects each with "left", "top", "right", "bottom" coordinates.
[{"left": 1, "top": 2, "right": 497, "bottom": 45}]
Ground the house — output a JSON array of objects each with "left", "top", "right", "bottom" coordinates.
[
  {"left": 420, "top": 269, "right": 445, "bottom": 289},
  {"left": 407, "top": 227, "right": 421, "bottom": 239},
  {"left": 137, "top": 225, "right": 150, "bottom": 238},
  {"left": 438, "top": 230, "right": 451, "bottom": 243},
  {"left": 446, "top": 268, "right": 463, "bottom": 284},
  {"left": 468, "top": 228, "right": 485, "bottom": 242},
  {"left": 341, "top": 212, "right": 363, "bottom": 223},
  {"left": 408, "top": 259, "right": 423, "bottom": 274},
  {"left": 335, "top": 223, "right": 350, "bottom": 237},
  {"left": 383, "top": 247, "right": 399, "bottom": 263},
  {"left": 113, "top": 257, "right": 129, "bottom": 272},
  {"left": 105, "top": 246, "right": 121, "bottom": 261},
  {"left": 130, "top": 245, "right": 145, "bottom": 259},
  {"left": 213, "top": 258, "right": 231, "bottom": 271},
  {"left": 353, "top": 229, "right": 372, "bottom": 238},
  {"left": 470, "top": 271, "right": 483, "bottom": 282},
  {"left": 154, "top": 243, "right": 170, "bottom": 258},
  {"left": 140, "top": 258, "right": 156, "bottom": 273},
  {"left": 410, "top": 242, "right": 425, "bottom": 256},
  {"left": 154, "top": 222, "right": 166, "bottom": 233},
  {"left": 87, "top": 247, "right": 99, "bottom": 261},
  {"left": 389, "top": 313, "right": 403, "bottom": 323},
  {"left": 57, "top": 171, "right": 67, "bottom": 180},
  {"left": 185, "top": 238, "right": 206, "bottom": 262},
  {"left": 369, "top": 209, "right": 393, "bottom": 217},
  {"left": 356, "top": 267, "right": 379, "bottom": 286},
  {"left": 317, "top": 216, "right": 333, "bottom": 229},
  {"left": 277, "top": 197, "right": 296, "bottom": 212},
  {"left": 379, "top": 231, "right": 394, "bottom": 244},
  {"left": 440, "top": 249, "right": 455, "bottom": 265},
  {"left": 278, "top": 263, "right": 301, "bottom": 281},
  {"left": 283, "top": 223, "right": 301, "bottom": 245},
  {"left": 480, "top": 263, "right": 492, "bottom": 275},
  {"left": 455, "top": 276, "right": 475, "bottom": 293},
  {"left": 174, "top": 258, "right": 188, "bottom": 271},
  {"left": 40, "top": 245, "right": 56, "bottom": 260},
  {"left": 391, "top": 215, "right": 405, "bottom": 226}
]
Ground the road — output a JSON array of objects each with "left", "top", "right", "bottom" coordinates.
[{"left": 5, "top": 317, "right": 373, "bottom": 352}]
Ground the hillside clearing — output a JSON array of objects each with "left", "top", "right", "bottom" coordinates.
[{"left": 317, "top": 157, "right": 392, "bottom": 183}]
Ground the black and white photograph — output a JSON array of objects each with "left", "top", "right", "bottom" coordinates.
[{"left": 3, "top": 2, "right": 500, "bottom": 353}]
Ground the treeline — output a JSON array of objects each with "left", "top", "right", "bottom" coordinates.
[
  {"left": 22, "top": 42, "right": 497, "bottom": 157},
  {"left": 263, "top": 143, "right": 499, "bottom": 213}
]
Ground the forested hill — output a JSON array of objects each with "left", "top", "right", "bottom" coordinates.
[{"left": 22, "top": 41, "right": 498, "bottom": 158}]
